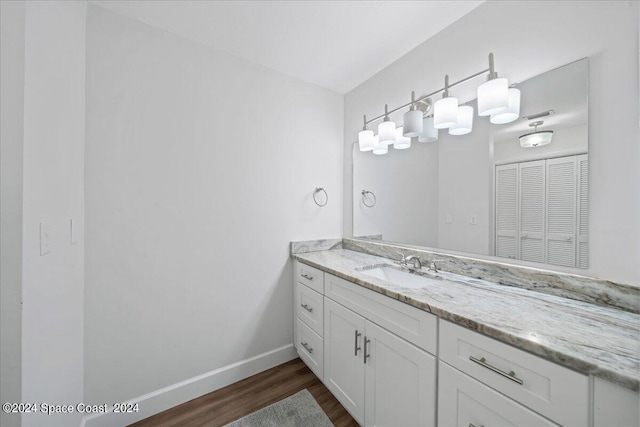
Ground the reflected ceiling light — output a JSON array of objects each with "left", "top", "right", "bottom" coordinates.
[
  {"left": 372, "top": 135, "right": 388, "bottom": 155},
  {"left": 449, "top": 105, "right": 474, "bottom": 135},
  {"left": 418, "top": 116, "right": 439, "bottom": 143},
  {"left": 434, "top": 75, "right": 459, "bottom": 129},
  {"left": 519, "top": 121, "right": 553, "bottom": 148},
  {"left": 394, "top": 127, "right": 411, "bottom": 149},
  {"left": 490, "top": 88, "right": 521, "bottom": 124},
  {"left": 357, "top": 53, "right": 516, "bottom": 155},
  {"left": 378, "top": 104, "right": 396, "bottom": 146},
  {"left": 358, "top": 114, "right": 375, "bottom": 152},
  {"left": 402, "top": 91, "right": 423, "bottom": 137},
  {"left": 477, "top": 53, "right": 509, "bottom": 116}
]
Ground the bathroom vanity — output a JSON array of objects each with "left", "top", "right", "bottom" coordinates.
[{"left": 291, "top": 239, "right": 640, "bottom": 427}]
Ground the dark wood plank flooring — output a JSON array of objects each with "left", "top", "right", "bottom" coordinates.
[{"left": 129, "top": 358, "right": 359, "bottom": 427}]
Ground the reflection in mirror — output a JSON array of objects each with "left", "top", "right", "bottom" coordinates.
[{"left": 353, "top": 58, "right": 588, "bottom": 269}]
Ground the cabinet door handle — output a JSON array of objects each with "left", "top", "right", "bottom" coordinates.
[
  {"left": 469, "top": 423, "right": 485, "bottom": 427},
  {"left": 364, "top": 337, "right": 371, "bottom": 364},
  {"left": 301, "top": 304, "right": 313, "bottom": 313},
  {"left": 301, "top": 273, "right": 314, "bottom": 280},
  {"left": 354, "top": 330, "right": 362, "bottom": 356},
  {"left": 469, "top": 355, "right": 523, "bottom": 385},
  {"left": 301, "top": 342, "right": 313, "bottom": 354}
]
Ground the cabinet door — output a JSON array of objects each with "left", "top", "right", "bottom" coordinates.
[
  {"left": 495, "top": 164, "right": 519, "bottom": 259},
  {"left": 324, "top": 298, "right": 366, "bottom": 425},
  {"left": 519, "top": 160, "right": 546, "bottom": 263},
  {"left": 438, "top": 362, "right": 558, "bottom": 427},
  {"left": 546, "top": 156, "right": 577, "bottom": 267},
  {"left": 364, "top": 321, "right": 436, "bottom": 427}
]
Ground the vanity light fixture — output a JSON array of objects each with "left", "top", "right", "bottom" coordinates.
[
  {"left": 378, "top": 104, "right": 396, "bottom": 146},
  {"left": 519, "top": 121, "right": 553, "bottom": 148},
  {"left": 372, "top": 135, "right": 388, "bottom": 155},
  {"left": 402, "top": 91, "right": 423, "bottom": 137},
  {"left": 449, "top": 105, "right": 474, "bottom": 135},
  {"left": 434, "top": 75, "right": 459, "bottom": 129},
  {"left": 490, "top": 87, "right": 521, "bottom": 124},
  {"left": 358, "top": 115, "right": 375, "bottom": 151},
  {"left": 394, "top": 127, "right": 411, "bottom": 149},
  {"left": 357, "top": 53, "right": 519, "bottom": 154}
]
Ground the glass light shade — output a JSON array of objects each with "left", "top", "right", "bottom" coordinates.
[
  {"left": 378, "top": 120, "right": 396, "bottom": 145},
  {"left": 418, "top": 117, "right": 439, "bottom": 143},
  {"left": 402, "top": 109, "right": 423, "bottom": 137},
  {"left": 449, "top": 105, "right": 474, "bottom": 136},
  {"left": 394, "top": 127, "right": 411, "bottom": 149},
  {"left": 477, "top": 77, "right": 509, "bottom": 116},
  {"left": 490, "top": 88, "right": 521, "bottom": 124},
  {"left": 358, "top": 129, "right": 374, "bottom": 151},
  {"left": 519, "top": 131, "right": 553, "bottom": 148},
  {"left": 372, "top": 135, "right": 388, "bottom": 155},
  {"left": 434, "top": 97, "right": 459, "bottom": 129}
]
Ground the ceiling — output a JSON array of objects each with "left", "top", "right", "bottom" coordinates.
[{"left": 89, "top": 0, "right": 484, "bottom": 94}]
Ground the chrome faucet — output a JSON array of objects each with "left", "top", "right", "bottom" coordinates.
[
  {"left": 405, "top": 255, "right": 422, "bottom": 270},
  {"left": 396, "top": 251, "right": 422, "bottom": 270}
]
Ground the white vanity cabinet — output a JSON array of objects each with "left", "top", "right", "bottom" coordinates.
[
  {"left": 323, "top": 274, "right": 437, "bottom": 427},
  {"left": 294, "top": 261, "right": 325, "bottom": 380},
  {"left": 439, "top": 320, "right": 589, "bottom": 427}
]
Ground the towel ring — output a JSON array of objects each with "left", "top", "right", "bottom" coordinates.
[
  {"left": 313, "top": 187, "right": 328, "bottom": 207},
  {"left": 362, "top": 190, "right": 376, "bottom": 207}
]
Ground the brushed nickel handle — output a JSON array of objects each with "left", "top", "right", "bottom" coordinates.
[
  {"left": 301, "top": 273, "right": 314, "bottom": 280},
  {"left": 469, "top": 355, "right": 523, "bottom": 385},
  {"left": 301, "top": 342, "right": 313, "bottom": 354},
  {"left": 363, "top": 337, "right": 371, "bottom": 364},
  {"left": 301, "top": 304, "right": 313, "bottom": 313},
  {"left": 354, "top": 330, "right": 362, "bottom": 356}
]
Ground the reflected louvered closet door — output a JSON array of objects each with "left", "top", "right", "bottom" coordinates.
[
  {"left": 546, "top": 157, "right": 577, "bottom": 267},
  {"left": 495, "top": 164, "right": 518, "bottom": 259},
  {"left": 576, "top": 155, "right": 589, "bottom": 268},
  {"left": 518, "top": 160, "right": 546, "bottom": 263}
]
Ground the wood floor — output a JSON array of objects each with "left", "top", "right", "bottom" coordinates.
[{"left": 129, "top": 358, "right": 359, "bottom": 427}]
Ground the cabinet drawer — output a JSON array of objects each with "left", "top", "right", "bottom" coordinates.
[
  {"left": 296, "top": 318, "right": 323, "bottom": 380},
  {"left": 295, "top": 282, "right": 323, "bottom": 337},
  {"left": 295, "top": 261, "right": 324, "bottom": 294},
  {"left": 438, "top": 361, "right": 558, "bottom": 427},
  {"left": 439, "top": 320, "right": 588, "bottom": 427},
  {"left": 325, "top": 273, "right": 437, "bottom": 354}
]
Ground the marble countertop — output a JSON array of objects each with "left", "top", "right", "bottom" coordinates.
[{"left": 293, "top": 249, "right": 640, "bottom": 392}]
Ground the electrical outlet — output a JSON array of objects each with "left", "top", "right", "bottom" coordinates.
[
  {"left": 40, "top": 221, "right": 52, "bottom": 255},
  {"left": 470, "top": 215, "right": 478, "bottom": 225}
]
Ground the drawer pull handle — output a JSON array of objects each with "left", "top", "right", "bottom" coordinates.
[
  {"left": 364, "top": 337, "right": 371, "bottom": 364},
  {"left": 301, "top": 342, "right": 313, "bottom": 354},
  {"left": 301, "top": 273, "right": 314, "bottom": 280},
  {"left": 354, "top": 330, "right": 362, "bottom": 356},
  {"left": 301, "top": 304, "right": 313, "bottom": 313},
  {"left": 469, "top": 424, "right": 485, "bottom": 427},
  {"left": 469, "top": 356, "right": 523, "bottom": 385}
]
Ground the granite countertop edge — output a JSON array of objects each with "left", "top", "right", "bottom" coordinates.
[{"left": 293, "top": 250, "right": 640, "bottom": 392}]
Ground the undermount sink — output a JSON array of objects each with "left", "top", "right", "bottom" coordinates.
[{"left": 357, "top": 264, "right": 443, "bottom": 289}]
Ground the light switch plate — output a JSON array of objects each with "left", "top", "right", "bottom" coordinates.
[
  {"left": 40, "top": 221, "right": 52, "bottom": 255},
  {"left": 470, "top": 215, "right": 478, "bottom": 225}
]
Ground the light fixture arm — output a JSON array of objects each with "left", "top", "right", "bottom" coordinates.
[
  {"left": 362, "top": 54, "right": 496, "bottom": 126},
  {"left": 362, "top": 114, "right": 367, "bottom": 131},
  {"left": 443, "top": 75, "right": 450, "bottom": 98}
]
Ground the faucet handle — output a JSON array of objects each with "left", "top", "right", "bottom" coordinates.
[
  {"left": 395, "top": 251, "right": 407, "bottom": 265},
  {"left": 429, "top": 259, "right": 446, "bottom": 272}
]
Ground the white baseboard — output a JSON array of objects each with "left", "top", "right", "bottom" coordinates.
[{"left": 80, "top": 344, "right": 297, "bottom": 427}]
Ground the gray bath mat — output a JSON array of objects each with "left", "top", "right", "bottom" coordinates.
[{"left": 224, "top": 389, "right": 334, "bottom": 427}]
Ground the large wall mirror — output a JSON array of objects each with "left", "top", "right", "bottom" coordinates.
[{"left": 353, "top": 58, "right": 589, "bottom": 269}]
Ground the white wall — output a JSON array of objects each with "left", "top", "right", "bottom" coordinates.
[
  {"left": 84, "top": 6, "right": 343, "bottom": 407},
  {"left": 20, "top": 1, "right": 87, "bottom": 426},
  {"left": 345, "top": 1, "right": 640, "bottom": 285},
  {"left": 1, "top": 2, "right": 25, "bottom": 426}
]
